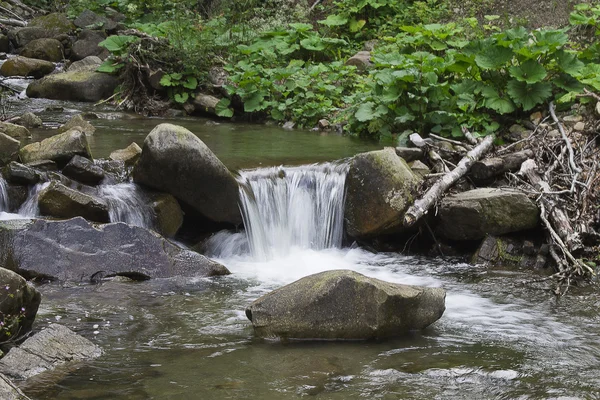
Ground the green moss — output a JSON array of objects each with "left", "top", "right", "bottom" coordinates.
[{"left": 29, "top": 13, "right": 75, "bottom": 33}]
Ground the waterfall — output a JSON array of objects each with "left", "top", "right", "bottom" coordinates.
[
  {"left": 238, "top": 162, "right": 348, "bottom": 261},
  {"left": 99, "top": 183, "right": 154, "bottom": 229},
  {"left": 0, "top": 175, "right": 8, "bottom": 211},
  {"left": 19, "top": 182, "right": 50, "bottom": 217}
]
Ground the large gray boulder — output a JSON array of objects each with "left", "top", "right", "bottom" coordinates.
[
  {"left": 0, "top": 324, "right": 100, "bottom": 381},
  {"left": 26, "top": 70, "right": 118, "bottom": 102},
  {"left": 38, "top": 181, "right": 109, "bottom": 222},
  {"left": 0, "top": 56, "right": 55, "bottom": 78},
  {"left": 20, "top": 38, "right": 64, "bottom": 62},
  {"left": 19, "top": 128, "right": 91, "bottom": 165},
  {"left": 0, "top": 268, "right": 41, "bottom": 343},
  {"left": 344, "top": 148, "right": 421, "bottom": 238},
  {"left": 246, "top": 270, "right": 446, "bottom": 340},
  {"left": 0, "top": 217, "right": 230, "bottom": 282},
  {"left": 0, "top": 133, "right": 19, "bottom": 166},
  {"left": 438, "top": 188, "right": 540, "bottom": 241},
  {"left": 133, "top": 124, "right": 241, "bottom": 225}
]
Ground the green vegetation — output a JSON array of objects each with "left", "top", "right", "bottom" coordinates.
[{"left": 61, "top": 0, "right": 600, "bottom": 141}]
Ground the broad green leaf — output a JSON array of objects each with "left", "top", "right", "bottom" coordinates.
[
  {"left": 394, "top": 107, "right": 415, "bottom": 123},
  {"left": 98, "top": 35, "right": 138, "bottom": 53},
  {"left": 475, "top": 44, "right": 513, "bottom": 69},
  {"left": 555, "top": 50, "right": 585, "bottom": 75},
  {"left": 174, "top": 92, "right": 189, "bottom": 103},
  {"left": 349, "top": 18, "right": 366, "bottom": 32},
  {"left": 508, "top": 60, "right": 547, "bottom": 83},
  {"left": 215, "top": 98, "right": 233, "bottom": 118},
  {"left": 159, "top": 74, "right": 173, "bottom": 87},
  {"left": 289, "top": 23, "right": 313, "bottom": 32},
  {"left": 506, "top": 80, "right": 553, "bottom": 111},
  {"left": 244, "top": 92, "right": 265, "bottom": 112},
  {"left": 182, "top": 76, "right": 198, "bottom": 90},
  {"left": 480, "top": 86, "right": 516, "bottom": 114},
  {"left": 355, "top": 102, "right": 376, "bottom": 122},
  {"left": 553, "top": 74, "right": 584, "bottom": 93},
  {"left": 318, "top": 14, "right": 347, "bottom": 27},
  {"left": 97, "top": 59, "right": 123, "bottom": 73},
  {"left": 300, "top": 37, "right": 326, "bottom": 51}
]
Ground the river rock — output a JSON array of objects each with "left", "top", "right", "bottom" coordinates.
[
  {"left": 20, "top": 38, "right": 64, "bottom": 62},
  {"left": 246, "top": 269, "right": 446, "bottom": 340},
  {"left": 0, "top": 35, "right": 9, "bottom": 53},
  {"left": 0, "top": 324, "right": 100, "bottom": 381},
  {"left": 0, "top": 373, "right": 28, "bottom": 399},
  {"left": 344, "top": 148, "right": 421, "bottom": 238},
  {"left": 3, "top": 162, "right": 40, "bottom": 185},
  {"left": 133, "top": 123, "right": 241, "bottom": 225},
  {"left": 395, "top": 147, "right": 424, "bottom": 162},
  {"left": 0, "top": 268, "right": 41, "bottom": 343},
  {"left": 472, "top": 235, "right": 548, "bottom": 269},
  {"left": 11, "top": 112, "right": 42, "bottom": 129},
  {"left": 25, "top": 160, "right": 57, "bottom": 172},
  {"left": 68, "top": 55, "right": 102, "bottom": 72},
  {"left": 61, "top": 155, "right": 105, "bottom": 185},
  {"left": 57, "top": 114, "right": 96, "bottom": 136},
  {"left": 8, "top": 27, "right": 55, "bottom": 48},
  {"left": 109, "top": 142, "right": 142, "bottom": 166},
  {"left": 71, "top": 30, "right": 109, "bottom": 61},
  {"left": 38, "top": 181, "right": 109, "bottom": 222},
  {"left": 150, "top": 193, "right": 183, "bottom": 237},
  {"left": 0, "top": 121, "right": 29, "bottom": 139},
  {"left": 0, "top": 56, "right": 54, "bottom": 78},
  {"left": 192, "top": 93, "right": 220, "bottom": 115},
  {"left": 74, "top": 9, "right": 118, "bottom": 31},
  {"left": 438, "top": 188, "right": 540, "bottom": 241},
  {"left": 0, "top": 217, "right": 230, "bottom": 281},
  {"left": 0, "top": 133, "right": 19, "bottom": 166},
  {"left": 19, "top": 128, "right": 92, "bottom": 166},
  {"left": 29, "top": 13, "right": 75, "bottom": 35},
  {"left": 26, "top": 70, "right": 118, "bottom": 102}
]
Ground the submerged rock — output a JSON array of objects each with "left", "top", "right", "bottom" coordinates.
[
  {"left": 38, "top": 181, "right": 109, "bottom": 222},
  {"left": 0, "top": 268, "right": 41, "bottom": 343},
  {"left": 0, "top": 56, "right": 54, "bottom": 79},
  {"left": 0, "top": 217, "right": 230, "bottom": 282},
  {"left": 246, "top": 269, "right": 445, "bottom": 340},
  {"left": 19, "top": 128, "right": 92, "bottom": 165},
  {"left": 0, "top": 324, "right": 100, "bottom": 381},
  {"left": 133, "top": 123, "right": 241, "bottom": 225},
  {"left": 26, "top": 70, "right": 118, "bottom": 102},
  {"left": 344, "top": 148, "right": 421, "bottom": 238},
  {"left": 438, "top": 188, "right": 539, "bottom": 241}
]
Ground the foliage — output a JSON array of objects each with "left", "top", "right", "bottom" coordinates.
[{"left": 0, "top": 285, "right": 26, "bottom": 342}]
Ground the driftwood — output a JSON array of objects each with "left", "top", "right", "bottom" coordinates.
[
  {"left": 404, "top": 134, "right": 495, "bottom": 227},
  {"left": 0, "top": 17, "right": 26, "bottom": 26},
  {"left": 471, "top": 149, "right": 533, "bottom": 182}
]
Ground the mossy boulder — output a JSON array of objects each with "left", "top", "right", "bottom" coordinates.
[
  {"left": 0, "top": 56, "right": 54, "bottom": 78},
  {"left": 0, "top": 268, "right": 41, "bottom": 344},
  {"left": 29, "top": 13, "right": 75, "bottom": 34},
  {"left": 19, "top": 128, "right": 92, "bottom": 166},
  {"left": 344, "top": 148, "right": 421, "bottom": 238},
  {"left": 0, "top": 121, "right": 29, "bottom": 138},
  {"left": 133, "top": 123, "right": 241, "bottom": 225},
  {"left": 246, "top": 269, "right": 446, "bottom": 340},
  {"left": 26, "top": 71, "right": 118, "bottom": 102},
  {"left": 20, "top": 38, "right": 64, "bottom": 62},
  {"left": 38, "top": 181, "right": 109, "bottom": 222},
  {"left": 438, "top": 188, "right": 540, "bottom": 241},
  {"left": 0, "top": 133, "right": 19, "bottom": 166}
]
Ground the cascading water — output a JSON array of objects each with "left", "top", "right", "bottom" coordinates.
[
  {"left": 0, "top": 175, "right": 9, "bottom": 211},
  {"left": 98, "top": 183, "right": 154, "bottom": 229},
  {"left": 237, "top": 162, "right": 348, "bottom": 261},
  {"left": 18, "top": 182, "right": 50, "bottom": 217}
]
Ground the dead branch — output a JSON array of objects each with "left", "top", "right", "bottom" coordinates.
[
  {"left": 461, "top": 126, "right": 479, "bottom": 145},
  {"left": 0, "top": 17, "right": 26, "bottom": 26},
  {"left": 404, "top": 134, "right": 495, "bottom": 227},
  {"left": 470, "top": 149, "right": 533, "bottom": 182}
]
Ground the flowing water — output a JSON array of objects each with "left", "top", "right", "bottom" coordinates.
[
  {"left": 99, "top": 183, "right": 155, "bottom": 229},
  {"left": 2, "top": 93, "right": 600, "bottom": 399}
]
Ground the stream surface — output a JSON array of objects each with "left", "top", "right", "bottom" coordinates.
[{"left": 4, "top": 93, "right": 600, "bottom": 399}]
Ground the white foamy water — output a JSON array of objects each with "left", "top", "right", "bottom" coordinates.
[
  {"left": 99, "top": 183, "right": 154, "bottom": 228},
  {"left": 0, "top": 175, "right": 8, "bottom": 211},
  {"left": 18, "top": 181, "right": 49, "bottom": 217}
]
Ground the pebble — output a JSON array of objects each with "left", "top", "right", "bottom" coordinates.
[
  {"left": 573, "top": 122, "right": 585, "bottom": 131},
  {"left": 529, "top": 111, "right": 542, "bottom": 125}
]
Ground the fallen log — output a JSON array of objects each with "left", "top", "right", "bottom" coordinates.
[
  {"left": 470, "top": 149, "right": 533, "bottom": 182},
  {"left": 403, "top": 134, "right": 495, "bottom": 227}
]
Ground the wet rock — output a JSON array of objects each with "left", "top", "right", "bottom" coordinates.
[
  {"left": 133, "top": 123, "right": 241, "bottom": 225},
  {"left": 62, "top": 155, "right": 104, "bottom": 185},
  {"left": 29, "top": 13, "right": 75, "bottom": 35},
  {"left": 395, "top": 147, "right": 423, "bottom": 162},
  {"left": 67, "top": 55, "right": 102, "bottom": 72},
  {"left": 71, "top": 30, "right": 109, "bottom": 61},
  {"left": 0, "top": 268, "right": 41, "bottom": 343},
  {"left": 246, "top": 270, "right": 445, "bottom": 340},
  {"left": 8, "top": 27, "right": 55, "bottom": 48},
  {"left": 150, "top": 193, "right": 183, "bottom": 238},
  {"left": 3, "top": 162, "right": 40, "bottom": 185},
  {"left": 0, "top": 324, "right": 100, "bottom": 381},
  {"left": 345, "top": 51, "right": 371, "bottom": 71},
  {"left": 10, "top": 112, "right": 42, "bottom": 129},
  {"left": 20, "top": 38, "right": 64, "bottom": 62},
  {"left": 472, "top": 235, "right": 548, "bottom": 269},
  {"left": 344, "top": 148, "right": 421, "bottom": 238},
  {"left": 0, "top": 121, "right": 29, "bottom": 138},
  {"left": 57, "top": 114, "right": 96, "bottom": 136},
  {"left": 0, "top": 35, "right": 9, "bottom": 53},
  {"left": 74, "top": 9, "right": 118, "bottom": 31},
  {"left": 109, "top": 142, "right": 142, "bottom": 166},
  {"left": 19, "top": 128, "right": 92, "bottom": 166},
  {"left": 0, "top": 373, "right": 28, "bottom": 399},
  {"left": 438, "top": 188, "right": 539, "bottom": 241},
  {"left": 0, "top": 56, "right": 54, "bottom": 79},
  {"left": 26, "top": 71, "right": 118, "bottom": 102},
  {"left": 0, "top": 133, "right": 19, "bottom": 166},
  {"left": 4, "top": 184, "right": 27, "bottom": 212},
  {"left": 0, "top": 217, "right": 230, "bottom": 282},
  {"left": 24, "top": 160, "right": 57, "bottom": 172},
  {"left": 38, "top": 181, "right": 109, "bottom": 222}
]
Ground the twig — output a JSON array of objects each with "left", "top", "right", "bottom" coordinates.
[
  {"left": 549, "top": 101, "right": 581, "bottom": 177},
  {"left": 309, "top": 0, "right": 322, "bottom": 11},
  {"left": 429, "top": 133, "right": 472, "bottom": 149},
  {"left": 461, "top": 126, "right": 479, "bottom": 145}
]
